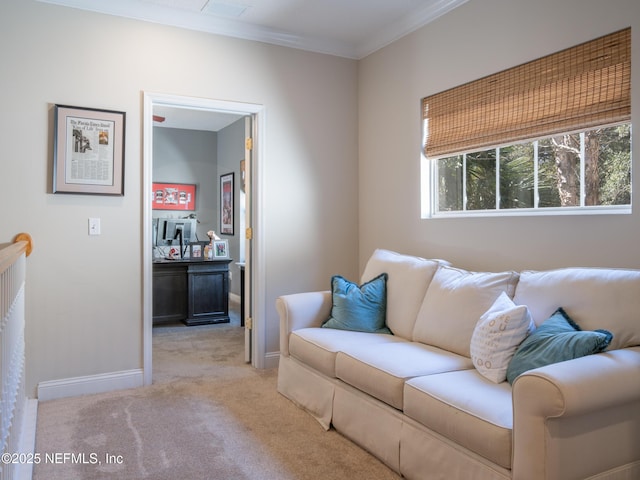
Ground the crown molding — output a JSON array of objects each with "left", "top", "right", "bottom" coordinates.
[
  {"left": 36, "top": 0, "right": 469, "bottom": 59},
  {"left": 354, "top": 0, "right": 469, "bottom": 59}
]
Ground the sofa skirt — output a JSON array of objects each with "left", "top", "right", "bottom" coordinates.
[
  {"left": 400, "top": 420, "right": 510, "bottom": 480},
  {"left": 278, "top": 354, "right": 511, "bottom": 479},
  {"left": 333, "top": 384, "right": 404, "bottom": 472},
  {"left": 277, "top": 355, "right": 336, "bottom": 430}
]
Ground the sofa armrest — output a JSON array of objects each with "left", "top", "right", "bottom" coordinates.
[
  {"left": 512, "top": 347, "right": 640, "bottom": 480},
  {"left": 276, "top": 291, "right": 332, "bottom": 356}
]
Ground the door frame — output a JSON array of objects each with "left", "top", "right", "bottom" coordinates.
[{"left": 142, "top": 91, "right": 266, "bottom": 385}]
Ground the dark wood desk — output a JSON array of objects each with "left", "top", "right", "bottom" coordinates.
[{"left": 153, "top": 259, "right": 232, "bottom": 326}]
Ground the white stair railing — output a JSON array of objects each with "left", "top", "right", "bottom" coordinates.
[{"left": 0, "top": 234, "right": 32, "bottom": 480}]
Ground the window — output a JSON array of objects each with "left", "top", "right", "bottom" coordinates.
[
  {"left": 433, "top": 124, "right": 631, "bottom": 215},
  {"left": 421, "top": 28, "right": 631, "bottom": 218}
]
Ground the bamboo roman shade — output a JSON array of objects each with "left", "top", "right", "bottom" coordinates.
[{"left": 422, "top": 28, "right": 631, "bottom": 158}]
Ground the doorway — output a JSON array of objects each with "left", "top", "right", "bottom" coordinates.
[{"left": 142, "top": 92, "right": 265, "bottom": 385}]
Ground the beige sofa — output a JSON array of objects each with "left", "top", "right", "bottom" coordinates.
[{"left": 276, "top": 249, "right": 640, "bottom": 480}]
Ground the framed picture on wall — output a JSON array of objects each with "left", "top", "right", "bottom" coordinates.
[
  {"left": 152, "top": 182, "right": 196, "bottom": 211},
  {"left": 220, "top": 172, "right": 234, "bottom": 235},
  {"left": 53, "top": 104, "right": 126, "bottom": 195}
]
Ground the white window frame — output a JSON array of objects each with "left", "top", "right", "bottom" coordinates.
[{"left": 421, "top": 125, "right": 632, "bottom": 219}]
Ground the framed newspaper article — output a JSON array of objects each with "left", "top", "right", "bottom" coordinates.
[{"left": 53, "top": 104, "right": 125, "bottom": 195}]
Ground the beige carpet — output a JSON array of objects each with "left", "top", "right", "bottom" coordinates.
[{"left": 33, "top": 302, "right": 400, "bottom": 479}]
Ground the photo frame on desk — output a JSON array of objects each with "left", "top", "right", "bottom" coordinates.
[
  {"left": 189, "top": 242, "right": 205, "bottom": 261},
  {"left": 53, "top": 104, "right": 125, "bottom": 195},
  {"left": 213, "top": 240, "right": 229, "bottom": 258}
]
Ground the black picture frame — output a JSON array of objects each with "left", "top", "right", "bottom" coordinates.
[
  {"left": 220, "top": 172, "right": 234, "bottom": 235},
  {"left": 189, "top": 242, "right": 206, "bottom": 261}
]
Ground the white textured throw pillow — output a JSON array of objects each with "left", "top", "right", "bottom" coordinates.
[{"left": 470, "top": 292, "right": 535, "bottom": 383}]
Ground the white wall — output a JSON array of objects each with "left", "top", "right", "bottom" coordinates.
[
  {"left": 0, "top": 0, "right": 358, "bottom": 395},
  {"left": 358, "top": 0, "right": 640, "bottom": 272}
]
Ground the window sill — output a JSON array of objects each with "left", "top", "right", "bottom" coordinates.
[{"left": 423, "top": 205, "right": 631, "bottom": 219}]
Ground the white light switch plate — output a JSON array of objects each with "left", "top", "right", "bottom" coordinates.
[{"left": 89, "top": 218, "right": 101, "bottom": 235}]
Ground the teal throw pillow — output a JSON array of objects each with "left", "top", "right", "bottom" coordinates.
[
  {"left": 506, "top": 307, "right": 612, "bottom": 384},
  {"left": 322, "top": 274, "right": 391, "bottom": 334}
]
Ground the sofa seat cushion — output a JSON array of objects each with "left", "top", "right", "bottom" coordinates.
[
  {"left": 404, "top": 370, "right": 513, "bottom": 469},
  {"left": 335, "top": 342, "right": 473, "bottom": 410},
  {"left": 288, "top": 327, "right": 403, "bottom": 377}
]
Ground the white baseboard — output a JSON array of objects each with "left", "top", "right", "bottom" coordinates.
[
  {"left": 15, "top": 398, "right": 38, "bottom": 480},
  {"left": 37, "top": 369, "right": 144, "bottom": 402},
  {"left": 264, "top": 351, "right": 280, "bottom": 369}
]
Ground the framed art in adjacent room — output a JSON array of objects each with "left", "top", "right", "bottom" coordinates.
[
  {"left": 220, "top": 172, "right": 234, "bottom": 235},
  {"left": 152, "top": 182, "right": 196, "bottom": 211},
  {"left": 53, "top": 104, "right": 126, "bottom": 195}
]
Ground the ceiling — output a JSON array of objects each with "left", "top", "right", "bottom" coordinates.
[
  {"left": 152, "top": 105, "right": 245, "bottom": 131},
  {"left": 37, "top": 0, "right": 469, "bottom": 131},
  {"left": 37, "top": 0, "right": 469, "bottom": 59}
]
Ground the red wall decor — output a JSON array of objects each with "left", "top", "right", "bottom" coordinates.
[{"left": 152, "top": 182, "right": 196, "bottom": 211}]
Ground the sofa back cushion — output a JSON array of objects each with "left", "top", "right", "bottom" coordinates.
[
  {"left": 513, "top": 268, "right": 640, "bottom": 350},
  {"left": 361, "top": 249, "right": 442, "bottom": 339},
  {"left": 412, "top": 266, "right": 520, "bottom": 357}
]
